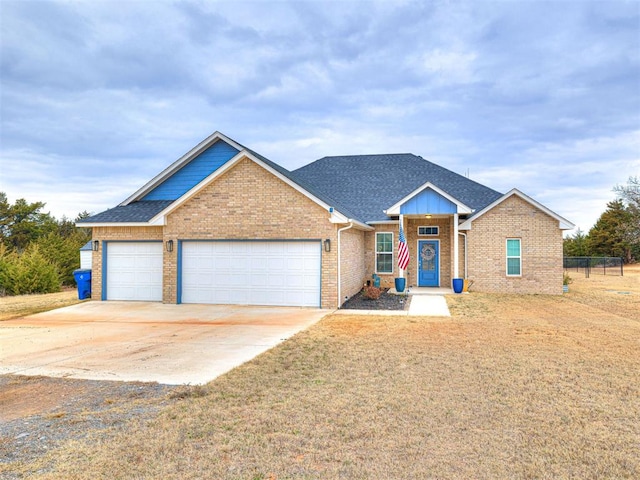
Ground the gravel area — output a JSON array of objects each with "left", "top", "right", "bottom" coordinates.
[
  {"left": 340, "top": 288, "right": 410, "bottom": 311},
  {"left": 0, "top": 375, "right": 181, "bottom": 478}
]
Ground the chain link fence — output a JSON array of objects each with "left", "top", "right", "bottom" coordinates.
[{"left": 563, "top": 256, "right": 624, "bottom": 278}]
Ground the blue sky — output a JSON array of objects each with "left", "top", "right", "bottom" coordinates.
[{"left": 1, "top": 0, "right": 639, "bottom": 234}]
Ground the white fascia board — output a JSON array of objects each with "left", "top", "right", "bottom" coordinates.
[
  {"left": 458, "top": 188, "right": 576, "bottom": 231},
  {"left": 384, "top": 182, "right": 472, "bottom": 215},
  {"left": 121, "top": 131, "right": 243, "bottom": 206},
  {"left": 367, "top": 220, "right": 399, "bottom": 224}
]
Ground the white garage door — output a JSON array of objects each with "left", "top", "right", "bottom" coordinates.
[
  {"left": 181, "top": 241, "right": 321, "bottom": 307},
  {"left": 106, "top": 242, "right": 163, "bottom": 301}
]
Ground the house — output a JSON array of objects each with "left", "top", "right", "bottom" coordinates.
[{"left": 77, "top": 131, "right": 575, "bottom": 308}]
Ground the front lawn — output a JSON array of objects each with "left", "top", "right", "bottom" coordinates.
[
  {"left": 0, "top": 290, "right": 80, "bottom": 321},
  {"left": 8, "top": 267, "right": 640, "bottom": 479}
]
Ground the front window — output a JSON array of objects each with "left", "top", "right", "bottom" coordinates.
[
  {"left": 376, "top": 232, "right": 393, "bottom": 274},
  {"left": 506, "top": 238, "right": 521, "bottom": 276}
]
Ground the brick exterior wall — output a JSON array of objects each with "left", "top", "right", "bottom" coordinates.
[
  {"left": 465, "top": 195, "right": 563, "bottom": 295},
  {"left": 163, "top": 157, "right": 339, "bottom": 308},
  {"left": 339, "top": 227, "right": 366, "bottom": 304},
  {"left": 90, "top": 226, "right": 164, "bottom": 300}
]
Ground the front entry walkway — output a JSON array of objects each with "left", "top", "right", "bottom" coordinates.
[
  {"left": 408, "top": 295, "right": 451, "bottom": 316},
  {"left": 387, "top": 286, "right": 455, "bottom": 316}
]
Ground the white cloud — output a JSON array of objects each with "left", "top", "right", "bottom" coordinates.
[{"left": 0, "top": 0, "right": 638, "bottom": 235}]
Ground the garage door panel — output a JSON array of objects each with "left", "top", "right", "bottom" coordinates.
[
  {"left": 181, "top": 241, "right": 320, "bottom": 307},
  {"left": 106, "top": 242, "right": 163, "bottom": 301}
]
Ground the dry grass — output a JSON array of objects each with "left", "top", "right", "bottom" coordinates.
[
  {"left": 9, "top": 268, "right": 640, "bottom": 479},
  {"left": 0, "top": 290, "right": 80, "bottom": 321}
]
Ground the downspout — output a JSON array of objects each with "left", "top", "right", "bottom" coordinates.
[
  {"left": 453, "top": 213, "right": 459, "bottom": 279},
  {"left": 459, "top": 232, "right": 468, "bottom": 278},
  {"left": 337, "top": 221, "right": 355, "bottom": 309}
]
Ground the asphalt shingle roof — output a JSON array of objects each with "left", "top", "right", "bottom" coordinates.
[
  {"left": 292, "top": 154, "right": 503, "bottom": 223},
  {"left": 80, "top": 147, "right": 503, "bottom": 225},
  {"left": 78, "top": 200, "right": 174, "bottom": 223}
]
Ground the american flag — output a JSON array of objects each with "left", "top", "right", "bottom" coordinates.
[{"left": 398, "top": 225, "right": 410, "bottom": 270}]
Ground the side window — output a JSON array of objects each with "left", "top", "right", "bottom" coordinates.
[
  {"left": 506, "top": 238, "right": 521, "bottom": 276},
  {"left": 376, "top": 232, "right": 393, "bottom": 274}
]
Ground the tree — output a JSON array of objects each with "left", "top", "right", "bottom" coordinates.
[
  {"left": 587, "top": 200, "right": 635, "bottom": 262},
  {"left": 0, "top": 193, "right": 58, "bottom": 251},
  {"left": 563, "top": 228, "right": 590, "bottom": 256},
  {"left": 613, "top": 176, "right": 640, "bottom": 262},
  {"left": 0, "top": 243, "right": 60, "bottom": 295}
]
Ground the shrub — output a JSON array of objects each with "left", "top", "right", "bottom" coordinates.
[
  {"left": 36, "top": 231, "right": 83, "bottom": 286},
  {"left": 0, "top": 244, "right": 17, "bottom": 296},
  {"left": 363, "top": 285, "right": 382, "bottom": 300},
  {"left": 2, "top": 244, "right": 61, "bottom": 295}
]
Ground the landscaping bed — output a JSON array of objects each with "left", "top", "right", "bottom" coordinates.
[{"left": 340, "top": 287, "right": 410, "bottom": 310}]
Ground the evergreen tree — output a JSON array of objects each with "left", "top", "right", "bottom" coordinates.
[
  {"left": 587, "top": 200, "right": 634, "bottom": 262},
  {"left": 0, "top": 193, "right": 58, "bottom": 251},
  {"left": 563, "top": 228, "right": 590, "bottom": 256}
]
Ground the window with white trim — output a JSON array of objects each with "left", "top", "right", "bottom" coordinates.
[
  {"left": 418, "top": 226, "right": 439, "bottom": 236},
  {"left": 506, "top": 238, "right": 521, "bottom": 276},
  {"left": 376, "top": 232, "right": 393, "bottom": 274}
]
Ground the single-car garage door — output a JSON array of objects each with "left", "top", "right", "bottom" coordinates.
[
  {"left": 181, "top": 241, "right": 321, "bottom": 307},
  {"left": 105, "top": 242, "right": 163, "bottom": 301}
]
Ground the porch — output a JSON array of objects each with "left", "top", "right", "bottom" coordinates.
[{"left": 388, "top": 286, "right": 455, "bottom": 295}]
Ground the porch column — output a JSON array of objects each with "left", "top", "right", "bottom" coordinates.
[
  {"left": 453, "top": 213, "right": 459, "bottom": 279},
  {"left": 399, "top": 214, "right": 404, "bottom": 279}
]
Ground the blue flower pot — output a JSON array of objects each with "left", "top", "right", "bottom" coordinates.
[
  {"left": 394, "top": 277, "right": 406, "bottom": 293},
  {"left": 452, "top": 278, "right": 464, "bottom": 294}
]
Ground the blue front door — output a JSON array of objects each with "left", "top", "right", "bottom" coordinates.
[{"left": 418, "top": 240, "right": 439, "bottom": 287}]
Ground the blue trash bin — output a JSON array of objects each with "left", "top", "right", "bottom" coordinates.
[{"left": 73, "top": 269, "right": 92, "bottom": 300}]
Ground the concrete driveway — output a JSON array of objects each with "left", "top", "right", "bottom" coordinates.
[{"left": 0, "top": 302, "right": 330, "bottom": 385}]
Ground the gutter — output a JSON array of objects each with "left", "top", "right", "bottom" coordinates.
[
  {"left": 459, "top": 232, "right": 468, "bottom": 278},
  {"left": 337, "top": 221, "right": 355, "bottom": 309}
]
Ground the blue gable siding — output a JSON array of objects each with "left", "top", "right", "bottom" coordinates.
[
  {"left": 400, "top": 188, "right": 458, "bottom": 214},
  {"left": 142, "top": 140, "right": 239, "bottom": 200}
]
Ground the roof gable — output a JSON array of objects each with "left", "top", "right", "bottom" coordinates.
[
  {"left": 142, "top": 140, "right": 239, "bottom": 201},
  {"left": 121, "top": 131, "right": 244, "bottom": 206},
  {"left": 385, "top": 182, "right": 473, "bottom": 215},
  {"left": 458, "top": 189, "right": 575, "bottom": 230}
]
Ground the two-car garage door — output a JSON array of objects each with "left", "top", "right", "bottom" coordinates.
[
  {"left": 104, "top": 240, "right": 321, "bottom": 307},
  {"left": 181, "top": 241, "right": 321, "bottom": 307}
]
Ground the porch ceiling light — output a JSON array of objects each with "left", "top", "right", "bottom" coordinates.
[{"left": 425, "top": 214, "right": 432, "bottom": 219}]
